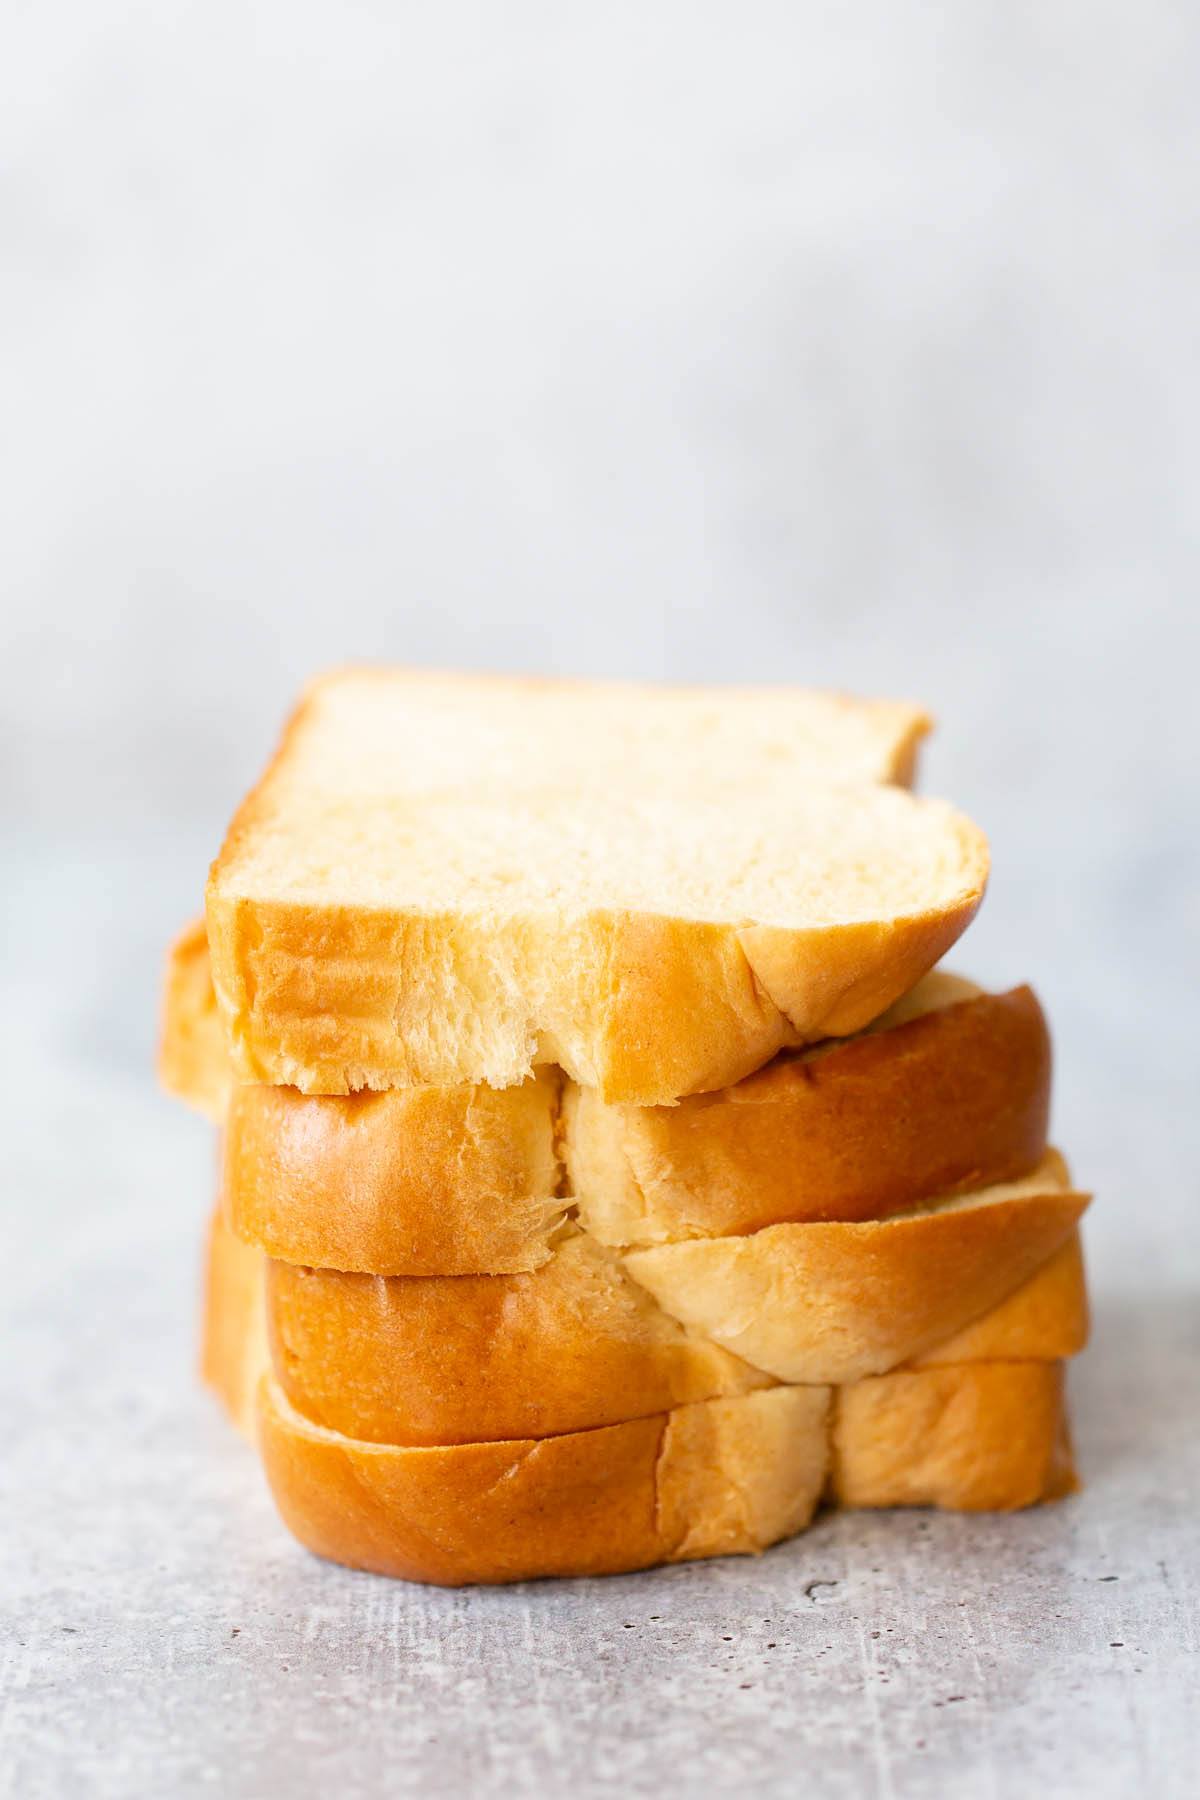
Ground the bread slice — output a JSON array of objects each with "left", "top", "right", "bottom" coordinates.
[
  {"left": 202, "top": 1189, "right": 1085, "bottom": 1462},
  {"left": 258, "top": 1377, "right": 832, "bottom": 1586},
  {"left": 567, "top": 978, "right": 1051, "bottom": 1244},
  {"left": 830, "top": 1362, "right": 1077, "bottom": 1511},
  {"left": 258, "top": 1362, "right": 1073, "bottom": 1585},
  {"left": 623, "top": 1151, "right": 1089, "bottom": 1384},
  {"left": 205, "top": 672, "right": 986, "bottom": 1103}
]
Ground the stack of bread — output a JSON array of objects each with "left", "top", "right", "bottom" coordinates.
[{"left": 160, "top": 671, "right": 1089, "bottom": 1587}]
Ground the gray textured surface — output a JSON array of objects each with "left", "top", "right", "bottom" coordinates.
[
  {"left": 4, "top": 3, "right": 1200, "bottom": 1794},
  {"left": 3, "top": 813, "right": 1199, "bottom": 1800}
]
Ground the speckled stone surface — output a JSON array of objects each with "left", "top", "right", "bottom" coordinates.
[{"left": 4, "top": 805, "right": 1199, "bottom": 1800}]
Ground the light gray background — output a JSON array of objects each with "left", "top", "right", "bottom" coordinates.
[{"left": 2, "top": 5, "right": 1198, "bottom": 1796}]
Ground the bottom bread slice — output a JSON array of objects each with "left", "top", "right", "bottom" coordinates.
[
  {"left": 260, "top": 1377, "right": 831, "bottom": 1585},
  {"left": 202, "top": 1212, "right": 1078, "bottom": 1584},
  {"left": 255, "top": 1362, "right": 1074, "bottom": 1585}
]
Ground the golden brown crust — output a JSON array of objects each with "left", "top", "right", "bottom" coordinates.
[
  {"left": 159, "top": 921, "right": 229, "bottom": 1123},
  {"left": 257, "top": 1380, "right": 831, "bottom": 1586},
  {"left": 258, "top": 1377, "right": 668, "bottom": 1584},
  {"left": 265, "top": 1233, "right": 771, "bottom": 1446},
  {"left": 831, "top": 1362, "right": 1077, "bottom": 1511},
  {"left": 224, "top": 1069, "right": 563, "bottom": 1277},
  {"left": 623, "top": 1153, "right": 1090, "bottom": 1384},
  {"left": 912, "top": 1231, "right": 1088, "bottom": 1365},
  {"left": 569, "top": 986, "right": 1052, "bottom": 1243},
  {"left": 162, "top": 920, "right": 567, "bottom": 1275}
]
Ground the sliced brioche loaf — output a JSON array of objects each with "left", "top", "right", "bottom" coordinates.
[
  {"left": 205, "top": 672, "right": 986, "bottom": 1102},
  {"left": 830, "top": 1362, "right": 1077, "bottom": 1511}
]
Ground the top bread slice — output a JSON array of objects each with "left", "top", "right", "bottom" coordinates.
[{"left": 206, "top": 671, "right": 986, "bottom": 1104}]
